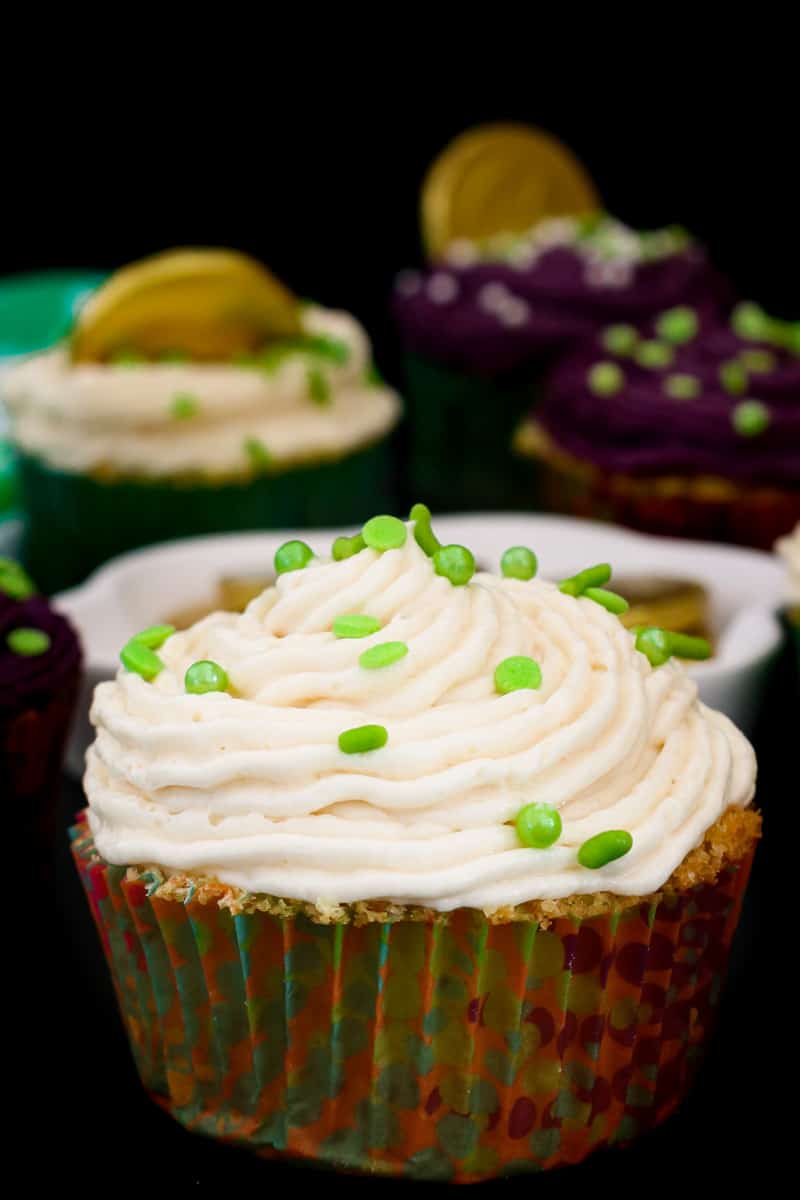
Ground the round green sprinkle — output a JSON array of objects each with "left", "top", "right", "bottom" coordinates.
[
  {"left": 244, "top": 437, "right": 271, "bottom": 470},
  {"left": 362, "top": 515, "right": 407, "bottom": 552},
  {"left": 732, "top": 400, "right": 770, "bottom": 437},
  {"left": 307, "top": 365, "right": 331, "bottom": 406},
  {"left": 738, "top": 348, "right": 776, "bottom": 374},
  {"left": 185, "top": 660, "right": 229, "bottom": 694},
  {"left": 719, "top": 360, "right": 748, "bottom": 396},
  {"left": 669, "top": 632, "right": 711, "bottom": 661},
  {"left": 6, "top": 627, "right": 51, "bottom": 656},
  {"left": 515, "top": 803, "right": 562, "bottom": 849},
  {"left": 602, "top": 324, "right": 639, "bottom": 356},
  {"left": 587, "top": 361, "right": 624, "bottom": 397},
  {"left": 501, "top": 546, "right": 538, "bottom": 581},
  {"left": 494, "top": 655, "right": 542, "bottom": 694},
  {"left": 655, "top": 306, "right": 699, "bottom": 344},
  {"left": 577, "top": 830, "right": 633, "bottom": 870},
  {"left": 132, "top": 624, "right": 175, "bottom": 650},
  {"left": 635, "top": 340, "right": 674, "bottom": 369},
  {"left": 274, "top": 540, "right": 314, "bottom": 574},
  {"left": 635, "top": 627, "right": 672, "bottom": 667},
  {"left": 559, "top": 563, "right": 612, "bottom": 597},
  {"left": 731, "top": 301, "right": 770, "bottom": 341},
  {"left": 663, "top": 373, "right": 701, "bottom": 400},
  {"left": 433, "top": 544, "right": 475, "bottom": 587},
  {"left": 583, "top": 587, "right": 629, "bottom": 615},
  {"left": 333, "top": 613, "right": 382, "bottom": 639},
  {"left": 0, "top": 558, "right": 36, "bottom": 600},
  {"left": 338, "top": 724, "right": 388, "bottom": 754},
  {"left": 120, "top": 639, "right": 164, "bottom": 680},
  {"left": 170, "top": 392, "right": 198, "bottom": 419},
  {"left": 409, "top": 503, "right": 441, "bottom": 556},
  {"left": 332, "top": 534, "right": 366, "bottom": 561},
  {"left": 359, "top": 641, "right": 409, "bottom": 670}
]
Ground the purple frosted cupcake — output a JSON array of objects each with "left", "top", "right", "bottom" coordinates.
[
  {"left": 393, "top": 218, "right": 730, "bottom": 512},
  {"left": 516, "top": 302, "right": 800, "bottom": 548}
]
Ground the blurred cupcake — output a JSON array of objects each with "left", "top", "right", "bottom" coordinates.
[
  {"left": 777, "top": 523, "right": 800, "bottom": 672},
  {"left": 516, "top": 302, "right": 800, "bottom": 548},
  {"left": 75, "top": 509, "right": 758, "bottom": 1181},
  {"left": 392, "top": 124, "right": 730, "bottom": 512},
  {"left": 1, "top": 558, "right": 81, "bottom": 867},
  {"left": 5, "top": 249, "right": 400, "bottom": 593}
]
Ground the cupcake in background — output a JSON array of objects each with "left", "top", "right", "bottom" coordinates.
[
  {"left": 516, "top": 302, "right": 800, "bottom": 549},
  {"left": 776, "top": 522, "right": 800, "bottom": 673},
  {"left": 5, "top": 249, "right": 400, "bottom": 593},
  {"left": 392, "top": 123, "right": 731, "bottom": 513}
]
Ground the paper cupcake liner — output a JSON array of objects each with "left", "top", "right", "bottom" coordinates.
[
  {"left": 72, "top": 821, "right": 754, "bottom": 1182},
  {"left": 16, "top": 440, "right": 395, "bottom": 594}
]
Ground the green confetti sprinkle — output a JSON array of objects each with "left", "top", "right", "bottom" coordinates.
[
  {"left": 433, "top": 544, "right": 475, "bottom": 587},
  {"left": 359, "top": 641, "right": 409, "bottom": 670},
  {"left": 0, "top": 558, "right": 36, "bottom": 600},
  {"left": 587, "top": 361, "right": 624, "bottom": 396},
  {"left": 584, "top": 587, "right": 629, "bottom": 614},
  {"left": 602, "top": 324, "right": 639, "bottom": 356},
  {"left": 362, "top": 515, "right": 407, "bottom": 552},
  {"left": 6, "top": 627, "right": 51, "bottom": 656},
  {"left": 655, "top": 306, "right": 699, "bottom": 344},
  {"left": 244, "top": 437, "right": 271, "bottom": 470},
  {"left": 738, "top": 348, "right": 776, "bottom": 374},
  {"left": 635, "top": 340, "right": 674, "bottom": 369},
  {"left": 185, "top": 660, "right": 229, "bottom": 694},
  {"left": 333, "top": 614, "right": 382, "bottom": 639},
  {"left": 409, "top": 503, "right": 440, "bottom": 556},
  {"left": 663, "top": 373, "right": 701, "bottom": 400},
  {"left": 120, "top": 639, "right": 164, "bottom": 680},
  {"left": 559, "top": 563, "right": 612, "bottom": 597},
  {"left": 719, "top": 360, "right": 748, "bottom": 396},
  {"left": 275, "top": 540, "right": 314, "bottom": 574},
  {"left": 170, "top": 392, "right": 199, "bottom": 419},
  {"left": 501, "top": 546, "right": 538, "bottom": 581},
  {"left": 731, "top": 301, "right": 770, "bottom": 341},
  {"left": 131, "top": 624, "right": 175, "bottom": 650},
  {"left": 732, "top": 400, "right": 770, "bottom": 437},
  {"left": 494, "top": 655, "right": 542, "bottom": 694},
  {"left": 578, "top": 830, "right": 633, "bottom": 869},
  {"left": 332, "top": 534, "right": 366, "bottom": 561},
  {"left": 515, "top": 803, "right": 562, "bottom": 849},
  {"left": 307, "top": 365, "right": 331, "bottom": 406},
  {"left": 338, "top": 724, "right": 388, "bottom": 754}
]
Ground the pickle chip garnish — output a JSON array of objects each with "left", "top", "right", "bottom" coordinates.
[
  {"left": 421, "top": 123, "right": 601, "bottom": 260},
  {"left": 71, "top": 248, "right": 301, "bottom": 362}
]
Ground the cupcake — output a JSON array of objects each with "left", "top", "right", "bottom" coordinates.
[
  {"left": 777, "top": 523, "right": 800, "bottom": 672},
  {"left": 1, "top": 558, "right": 82, "bottom": 866},
  {"left": 74, "top": 507, "right": 758, "bottom": 1181},
  {"left": 392, "top": 124, "right": 730, "bottom": 513},
  {"left": 516, "top": 302, "right": 800, "bottom": 549},
  {"left": 5, "top": 249, "right": 401, "bottom": 593}
]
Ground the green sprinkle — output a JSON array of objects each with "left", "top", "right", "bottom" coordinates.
[
  {"left": 244, "top": 437, "right": 271, "bottom": 470},
  {"left": 332, "top": 534, "right": 366, "bottom": 561},
  {"left": 578, "top": 830, "right": 633, "bottom": 869},
  {"left": 338, "top": 724, "right": 388, "bottom": 754},
  {"left": 602, "top": 324, "right": 639, "bottom": 356},
  {"left": 738, "top": 348, "right": 776, "bottom": 374},
  {"left": 275, "top": 540, "right": 314, "bottom": 574},
  {"left": 584, "top": 587, "right": 629, "bottom": 614},
  {"left": 0, "top": 558, "right": 36, "bottom": 600},
  {"left": 302, "top": 333, "right": 350, "bottom": 364},
  {"left": 719, "top": 360, "right": 748, "bottom": 396},
  {"left": 663, "top": 373, "right": 701, "bottom": 400},
  {"left": 559, "top": 563, "right": 612, "bottom": 597},
  {"left": 515, "top": 803, "right": 562, "bottom": 849},
  {"left": 635, "top": 340, "right": 674, "bottom": 369},
  {"left": 120, "top": 639, "right": 164, "bottom": 680},
  {"left": 307, "top": 365, "right": 331, "bottom": 406},
  {"left": 170, "top": 392, "right": 198, "bottom": 419},
  {"left": 787, "top": 323, "right": 800, "bottom": 355},
  {"left": 131, "top": 624, "right": 175, "bottom": 650},
  {"left": 731, "top": 301, "right": 770, "bottom": 341},
  {"left": 333, "top": 613, "right": 381, "bottom": 639},
  {"left": 109, "top": 348, "right": 146, "bottom": 366},
  {"left": 587, "top": 361, "right": 624, "bottom": 396},
  {"left": 433, "top": 544, "right": 475, "bottom": 587},
  {"left": 655, "top": 306, "right": 699, "bottom": 344},
  {"left": 635, "top": 627, "right": 672, "bottom": 667},
  {"left": 501, "top": 546, "right": 538, "bottom": 581},
  {"left": 185, "top": 660, "right": 229, "bottom": 694},
  {"left": 158, "top": 349, "right": 190, "bottom": 364},
  {"left": 362, "top": 515, "right": 407, "bottom": 552},
  {"left": 732, "top": 400, "right": 770, "bottom": 437},
  {"left": 6, "top": 627, "right": 51, "bottom": 656},
  {"left": 494, "top": 655, "right": 542, "bottom": 694},
  {"left": 359, "top": 641, "right": 409, "bottom": 670},
  {"left": 669, "top": 632, "right": 712, "bottom": 661},
  {"left": 409, "top": 503, "right": 441, "bottom": 556},
  {"left": 364, "top": 362, "right": 384, "bottom": 386}
]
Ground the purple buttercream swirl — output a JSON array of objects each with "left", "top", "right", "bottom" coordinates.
[{"left": 0, "top": 592, "right": 82, "bottom": 714}]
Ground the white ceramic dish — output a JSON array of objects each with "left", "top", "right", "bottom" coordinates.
[{"left": 55, "top": 513, "right": 785, "bottom": 776}]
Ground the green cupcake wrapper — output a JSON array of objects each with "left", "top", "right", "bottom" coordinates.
[{"left": 16, "top": 441, "right": 395, "bottom": 594}]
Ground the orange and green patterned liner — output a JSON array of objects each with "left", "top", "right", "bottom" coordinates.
[{"left": 72, "top": 818, "right": 754, "bottom": 1182}]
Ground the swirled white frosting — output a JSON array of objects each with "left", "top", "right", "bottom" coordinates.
[
  {"left": 777, "top": 523, "right": 800, "bottom": 606},
  {"left": 4, "top": 307, "right": 399, "bottom": 477},
  {"left": 84, "top": 528, "right": 755, "bottom": 910}
]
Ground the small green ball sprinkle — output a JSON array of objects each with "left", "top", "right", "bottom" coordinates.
[
  {"left": 578, "top": 830, "right": 633, "bottom": 870},
  {"left": 359, "top": 641, "right": 409, "bottom": 670},
  {"left": 669, "top": 632, "right": 712, "bottom": 661},
  {"left": 170, "top": 392, "right": 198, "bottom": 419},
  {"left": 132, "top": 624, "right": 175, "bottom": 650},
  {"left": 409, "top": 503, "right": 441, "bottom": 556},
  {"left": 732, "top": 400, "right": 770, "bottom": 437},
  {"left": 635, "top": 340, "right": 674, "bottom": 369},
  {"left": 333, "top": 613, "right": 382, "bottom": 639},
  {"left": 501, "top": 546, "right": 538, "bottom": 581},
  {"left": 559, "top": 563, "right": 612, "bottom": 597},
  {"left": 244, "top": 437, "right": 271, "bottom": 470},
  {"left": 338, "top": 724, "right": 388, "bottom": 754},
  {"left": 0, "top": 558, "right": 36, "bottom": 600},
  {"left": 587, "top": 361, "right": 624, "bottom": 397},
  {"left": 275, "top": 540, "right": 314, "bottom": 574},
  {"left": 602, "top": 324, "right": 639, "bottom": 356},
  {"left": 583, "top": 587, "right": 629, "bottom": 615},
  {"left": 515, "top": 803, "right": 562, "bottom": 849},
  {"left": 494, "top": 655, "right": 542, "bottom": 694},
  {"left": 362, "top": 515, "right": 407, "bottom": 552},
  {"left": 719, "top": 360, "right": 748, "bottom": 396},
  {"left": 731, "top": 301, "right": 770, "bottom": 341},
  {"left": 6, "top": 627, "right": 51, "bottom": 656},
  {"left": 332, "top": 534, "right": 366, "bottom": 561},
  {"left": 185, "top": 660, "right": 229, "bottom": 694},
  {"left": 663, "top": 373, "right": 701, "bottom": 400},
  {"left": 635, "top": 627, "right": 672, "bottom": 667},
  {"left": 655, "top": 306, "right": 699, "bottom": 344},
  {"left": 120, "top": 639, "right": 164, "bottom": 680},
  {"left": 433, "top": 544, "right": 476, "bottom": 587},
  {"left": 307, "top": 365, "right": 331, "bottom": 406},
  {"left": 738, "top": 348, "right": 776, "bottom": 374}
]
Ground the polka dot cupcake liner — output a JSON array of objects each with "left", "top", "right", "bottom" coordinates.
[{"left": 71, "top": 820, "right": 754, "bottom": 1182}]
